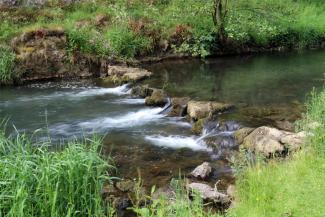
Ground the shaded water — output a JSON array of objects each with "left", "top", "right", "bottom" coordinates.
[{"left": 0, "top": 50, "right": 324, "bottom": 187}]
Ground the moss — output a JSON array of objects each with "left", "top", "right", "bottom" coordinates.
[{"left": 191, "top": 118, "right": 206, "bottom": 135}]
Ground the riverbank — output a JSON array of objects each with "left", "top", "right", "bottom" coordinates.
[{"left": 1, "top": 0, "right": 325, "bottom": 84}]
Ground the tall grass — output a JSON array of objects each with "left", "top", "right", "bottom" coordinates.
[
  {"left": 0, "top": 128, "right": 115, "bottom": 217},
  {"left": 0, "top": 46, "right": 16, "bottom": 85}
]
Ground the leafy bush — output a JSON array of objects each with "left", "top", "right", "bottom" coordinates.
[{"left": 0, "top": 46, "right": 16, "bottom": 85}]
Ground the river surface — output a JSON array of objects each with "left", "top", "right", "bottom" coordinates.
[{"left": 0, "top": 50, "right": 324, "bottom": 187}]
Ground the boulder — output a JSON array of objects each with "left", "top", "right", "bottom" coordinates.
[
  {"left": 187, "top": 183, "right": 230, "bottom": 205},
  {"left": 131, "top": 85, "right": 154, "bottom": 98},
  {"left": 233, "top": 127, "right": 255, "bottom": 144},
  {"left": 242, "top": 126, "right": 306, "bottom": 157},
  {"left": 280, "top": 131, "right": 307, "bottom": 152},
  {"left": 145, "top": 89, "right": 168, "bottom": 106},
  {"left": 190, "top": 162, "right": 212, "bottom": 179},
  {"left": 168, "top": 97, "right": 190, "bottom": 117},
  {"left": 103, "top": 65, "right": 152, "bottom": 84},
  {"left": 187, "top": 101, "right": 233, "bottom": 120},
  {"left": 243, "top": 127, "right": 285, "bottom": 156}
]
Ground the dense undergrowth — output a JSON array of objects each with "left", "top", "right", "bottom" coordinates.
[
  {"left": 0, "top": 0, "right": 324, "bottom": 59},
  {"left": 0, "top": 127, "right": 115, "bottom": 217}
]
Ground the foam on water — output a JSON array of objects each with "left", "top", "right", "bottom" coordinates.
[
  {"left": 13, "top": 84, "right": 130, "bottom": 102},
  {"left": 49, "top": 106, "right": 167, "bottom": 137},
  {"left": 74, "top": 84, "right": 130, "bottom": 97},
  {"left": 145, "top": 135, "right": 210, "bottom": 151},
  {"left": 112, "top": 98, "right": 145, "bottom": 104}
]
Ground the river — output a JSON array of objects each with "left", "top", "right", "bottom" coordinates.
[{"left": 1, "top": 50, "right": 324, "bottom": 187}]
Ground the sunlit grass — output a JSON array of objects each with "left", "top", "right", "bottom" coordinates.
[{"left": 0, "top": 128, "right": 115, "bottom": 217}]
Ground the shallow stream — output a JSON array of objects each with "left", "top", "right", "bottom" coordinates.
[{"left": 1, "top": 50, "right": 324, "bottom": 187}]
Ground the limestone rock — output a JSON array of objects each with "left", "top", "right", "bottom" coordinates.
[
  {"left": 190, "top": 162, "right": 212, "bottom": 179},
  {"left": 168, "top": 97, "right": 190, "bottom": 117},
  {"left": 191, "top": 118, "right": 206, "bottom": 135},
  {"left": 145, "top": 89, "right": 168, "bottom": 106},
  {"left": 115, "top": 180, "right": 135, "bottom": 192},
  {"left": 131, "top": 85, "right": 154, "bottom": 98},
  {"left": 104, "top": 65, "right": 152, "bottom": 84},
  {"left": 280, "top": 131, "right": 307, "bottom": 152},
  {"left": 243, "top": 127, "right": 284, "bottom": 156},
  {"left": 187, "top": 101, "right": 233, "bottom": 120},
  {"left": 242, "top": 126, "right": 306, "bottom": 157},
  {"left": 233, "top": 127, "right": 255, "bottom": 144},
  {"left": 187, "top": 183, "right": 230, "bottom": 205}
]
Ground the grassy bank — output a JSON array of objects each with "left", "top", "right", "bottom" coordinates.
[
  {"left": 0, "top": 0, "right": 324, "bottom": 59},
  {"left": 226, "top": 90, "right": 325, "bottom": 217},
  {"left": 0, "top": 128, "right": 115, "bottom": 216},
  {"left": 0, "top": 0, "right": 324, "bottom": 84}
]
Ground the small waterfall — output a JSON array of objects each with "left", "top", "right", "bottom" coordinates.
[
  {"left": 158, "top": 98, "right": 172, "bottom": 114},
  {"left": 145, "top": 135, "right": 211, "bottom": 151},
  {"left": 195, "top": 120, "right": 242, "bottom": 158}
]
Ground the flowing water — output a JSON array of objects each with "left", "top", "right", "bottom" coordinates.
[{"left": 1, "top": 50, "right": 324, "bottom": 187}]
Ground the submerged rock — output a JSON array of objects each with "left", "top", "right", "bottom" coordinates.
[
  {"left": 103, "top": 65, "right": 152, "bottom": 84},
  {"left": 145, "top": 89, "right": 168, "bottom": 106},
  {"left": 131, "top": 85, "right": 154, "bottom": 98},
  {"left": 187, "top": 101, "right": 233, "bottom": 120},
  {"left": 242, "top": 126, "right": 306, "bottom": 157},
  {"left": 275, "top": 120, "right": 295, "bottom": 132},
  {"left": 190, "top": 162, "right": 212, "bottom": 179},
  {"left": 187, "top": 182, "right": 230, "bottom": 205},
  {"left": 168, "top": 97, "right": 190, "bottom": 117}
]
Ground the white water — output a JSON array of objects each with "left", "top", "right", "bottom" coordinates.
[
  {"left": 78, "top": 107, "right": 166, "bottom": 129},
  {"left": 112, "top": 98, "right": 146, "bottom": 104},
  {"left": 13, "top": 84, "right": 130, "bottom": 103},
  {"left": 145, "top": 135, "right": 210, "bottom": 151},
  {"left": 74, "top": 84, "right": 130, "bottom": 97}
]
